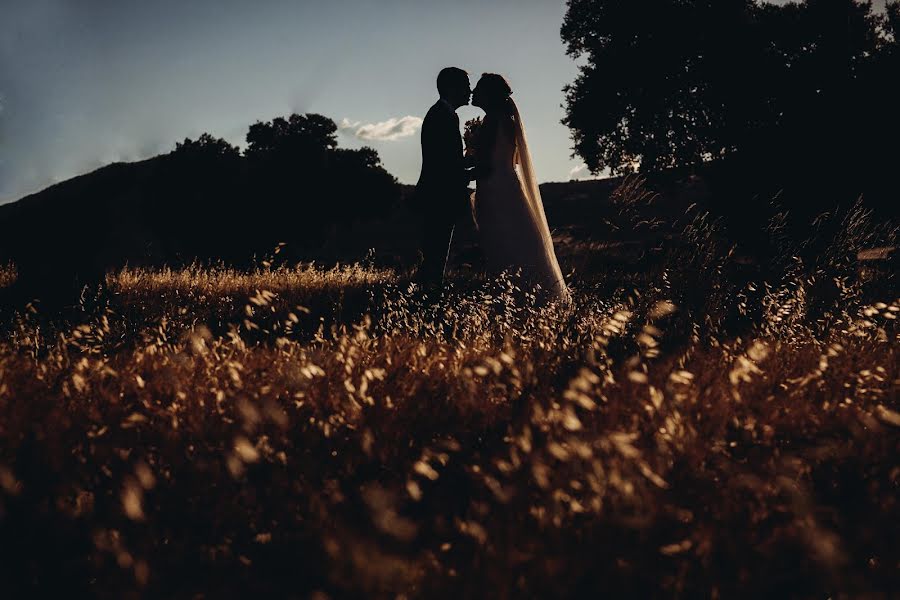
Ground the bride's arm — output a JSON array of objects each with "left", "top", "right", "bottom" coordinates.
[{"left": 470, "top": 117, "right": 497, "bottom": 180}]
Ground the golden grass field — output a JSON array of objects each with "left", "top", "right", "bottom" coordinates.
[{"left": 0, "top": 194, "right": 898, "bottom": 598}]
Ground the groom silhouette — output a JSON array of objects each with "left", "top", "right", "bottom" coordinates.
[{"left": 415, "top": 67, "right": 474, "bottom": 288}]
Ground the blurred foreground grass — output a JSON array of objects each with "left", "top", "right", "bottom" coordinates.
[{"left": 0, "top": 195, "right": 898, "bottom": 598}]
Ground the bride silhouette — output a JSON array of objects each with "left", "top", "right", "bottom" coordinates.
[{"left": 470, "top": 74, "right": 570, "bottom": 304}]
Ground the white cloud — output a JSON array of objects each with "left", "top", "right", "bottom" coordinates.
[
  {"left": 569, "top": 162, "right": 614, "bottom": 181},
  {"left": 340, "top": 115, "right": 423, "bottom": 142},
  {"left": 568, "top": 163, "right": 591, "bottom": 180}
]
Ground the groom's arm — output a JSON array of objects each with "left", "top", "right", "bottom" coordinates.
[
  {"left": 449, "top": 118, "right": 478, "bottom": 185},
  {"left": 464, "top": 155, "right": 477, "bottom": 182},
  {"left": 436, "top": 112, "right": 471, "bottom": 188},
  {"left": 464, "top": 155, "right": 478, "bottom": 179}
]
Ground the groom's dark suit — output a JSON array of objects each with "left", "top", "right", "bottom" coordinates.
[{"left": 415, "top": 98, "right": 471, "bottom": 287}]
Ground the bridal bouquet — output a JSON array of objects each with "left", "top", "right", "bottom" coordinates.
[{"left": 463, "top": 117, "right": 483, "bottom": 158}]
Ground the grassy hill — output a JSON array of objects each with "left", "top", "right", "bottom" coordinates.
[
  {"left": 0, "top": 147, "right": 897, "bottom": 597},
  {"left": 0, "top": 238, "right": 897, "bottom": 598},
  {"left": 2, "top": 151, "right": 896, "bottom": 311},
  {"left": 0, "top": 156, "right": 629, "bottom": 301}
]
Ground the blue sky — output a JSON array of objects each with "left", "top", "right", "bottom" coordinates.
[
  {"left": 0, "top": 0, "right": 592, "bottom": 204},
  {"left": 1, "top": 0, "right": 887, "bottom": 204}
]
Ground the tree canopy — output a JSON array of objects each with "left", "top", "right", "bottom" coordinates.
[
  {"left": 561, "top": 0, "right": 899, "bottom": 184},
  {"left": 160, "top": 113, "right": 400, "bottom": 262}
]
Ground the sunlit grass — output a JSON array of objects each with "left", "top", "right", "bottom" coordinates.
[
  {"left": 0, "top": 262, "right": 15, "bottom": 289},
  {"left": 0, "top": 188, "right": 897, "bottom": 597},
  {"left": 110, "top": 261, "right": 399, "bottom": 296}
]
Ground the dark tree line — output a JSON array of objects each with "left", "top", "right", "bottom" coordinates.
[
  {"left": 149, "top": 113, "right": 400, "bottom": 263},
  {"left": 562, "top": 0, "right": 899, "bottom": 210},
  {"left": 0, "top": 113, "right": 400, "bottom": 304}
]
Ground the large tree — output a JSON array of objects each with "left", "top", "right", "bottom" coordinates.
[
  {"left": 152, "top": 114, "right": 400, "bottom": 262},
  {"left": 561, "top": 0, "right": 893, "bottom": 179},
  {"left": 243, "top": 113, "right": 399, "bottom": 243}
]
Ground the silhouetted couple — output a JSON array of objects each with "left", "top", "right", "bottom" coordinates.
[{"left": 415, "top": 67, "right": 570, "bottom": 304}]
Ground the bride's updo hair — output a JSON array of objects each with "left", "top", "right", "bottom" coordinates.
[{"left": 478, "top": 73, "right": 513, "bottom": 112}]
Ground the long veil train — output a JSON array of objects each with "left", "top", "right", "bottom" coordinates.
[{"left": 508, "top": 98, "right": 570, "bottom": 302}]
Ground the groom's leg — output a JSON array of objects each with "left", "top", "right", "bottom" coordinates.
[{"left": 417, "top": 218, "right": 454, "bottom": 287}]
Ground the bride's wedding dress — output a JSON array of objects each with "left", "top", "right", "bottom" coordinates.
[{"left": 475, "top": 100, "right": 570, "bottom": 304}]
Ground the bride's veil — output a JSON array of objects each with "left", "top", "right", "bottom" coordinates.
[{"left": 509, "top": 98, "right": 568, "bottom": 296}]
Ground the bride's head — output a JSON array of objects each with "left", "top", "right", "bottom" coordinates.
[{"left": 472, "top": 73, "right": 513, "bottom": 114}]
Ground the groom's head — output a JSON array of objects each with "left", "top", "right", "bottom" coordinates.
[{"left": 437, "top": 67, "right": 471, "bottom": 109}]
